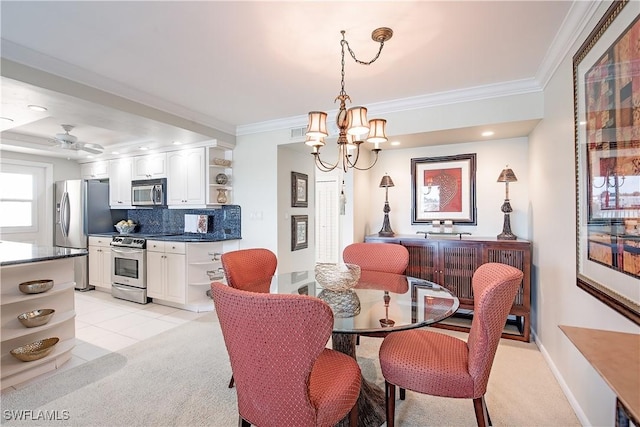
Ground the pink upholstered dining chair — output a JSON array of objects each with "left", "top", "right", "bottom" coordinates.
[
  {"left": 220, "top": 248, "right": 277, "bottom": 388},
  {"left": 342, "top": 242, "right": 409, "bottom": 274},
  {"left": 378, "top": 262, "right": 524, "bottom": 427},
  {"left": 210, "top": 282, "right": 361, "bottom": 427}
]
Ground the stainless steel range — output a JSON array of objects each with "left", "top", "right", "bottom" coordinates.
[{"left": 111, "top": 236, "right": 148, "bottom": 304}]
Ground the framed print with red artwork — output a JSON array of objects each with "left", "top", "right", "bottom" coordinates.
[{"left": 411, "top": 153, "right": 477, "bottom": 225}]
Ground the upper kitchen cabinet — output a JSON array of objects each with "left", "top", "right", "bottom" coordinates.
[
  {"left": 133, "top": 153, "right": 167, "bottom": 180},
  {"left": 80, "top": 161, "right": 109, "bottom": 180},
  {"left": 167, "top": 148, "right": 206, "bottom": 207},
  {"left": 109, "top": 158, "right": 133, "bottom": 208}
]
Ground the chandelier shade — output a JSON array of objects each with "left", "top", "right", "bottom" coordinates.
[{"left": 307, "top": 28, "right": 393, "bottom": 172}]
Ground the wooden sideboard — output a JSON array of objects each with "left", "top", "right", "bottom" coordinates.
[{"left": 364, "top": 234, "right": 532, "bottom": 342}]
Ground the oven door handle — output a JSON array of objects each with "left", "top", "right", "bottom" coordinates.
[{"left": 111, "top": 247, "right": 145, "bottom": 255}]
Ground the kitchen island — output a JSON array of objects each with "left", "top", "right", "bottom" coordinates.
[{"left": 1, "top": 241, "right": 87, "bottom": 389}]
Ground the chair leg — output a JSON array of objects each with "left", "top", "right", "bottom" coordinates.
[
  {"left": 385, "top": 381, "right": 396, "bottom": 427},
  {"left": 228, "top": 374, "right": 235, "bottom": 388},
  {"left": 348, "top": 402, "right": 358, "bottom": 427},
  {"left": 356, "top": 334, "right": 360, "bottom": 345},
  {"left": 238, "top": 416, "right": 250, "bottom": 427},
  {"left": 399, "top": 387, "right": 406, "bottom": 400},
  {"left": 473, "top": 396, "right": 490, "bottom": 427}
]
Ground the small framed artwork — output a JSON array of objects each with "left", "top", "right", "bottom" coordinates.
[
  {"left": 573, "top": 0, "right": 639, "bottom": 325},
  {"left": 411, "top": 153, "right": 477, "bottom": 225},
  {"left": 291, "top": 215, "right": 308, "bottom": 251},
  {"left": 291, "top": 171, "right": 308, "bottom": 208}
]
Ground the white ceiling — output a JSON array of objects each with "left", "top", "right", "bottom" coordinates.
[{"left": 0, "top": 1, "right": 591, "bottom": 160}]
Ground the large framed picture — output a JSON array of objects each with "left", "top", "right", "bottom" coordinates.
[
  {"left": 411, "top": 153, "right": 477, "bottom": 224},
  {"left": 573, "top": 0, "right": 639, "bottom": 325},
  {"left": 291, "top": 171, "right": 308, "bottom": 208},
  {"left": 291, "top": 215, "right": 308, "bottom": 251}
]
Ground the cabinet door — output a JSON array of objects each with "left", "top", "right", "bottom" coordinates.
[
  {"left": 81, "top": 161, "right": 109, "bottom": 179},
  {"left": 401, "top": 240, "right": 438, "bottom": 281},
  {"left": 147, "top": 250, "right": 164, "bottom": 298},
  {"left": 88, "top": 246, "right": 102, "bottom": 286},
  {"left": 439, "top": 241, "right": 482, "bottom": 305},
  {"left": 184, "top": 149, "right": 205, "bottom": 204},
  {"left": 133, "top": 154, "right": 167, "bottom": 180},
  {"left": 165, "top": 253, "right": 186, "bottom": 303},
  {"left": 100, "top": 247, "right": 112, "bottom": 289},
  {"left": 485, "top": 243, "right": 530, "bottom": 308},
  {"left": 167, "top": 151, "right": 187, "bottom": 205},
  {"left": 109, "top": 158, "right": 133, "bottom": 206}
]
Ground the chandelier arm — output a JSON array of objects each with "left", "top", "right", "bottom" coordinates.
[
  {"left": 313, "top": 153, "right": 340, "bottom": 172},
  {"left": 351, "top": 149, "right": 381, "bottom": 171}
]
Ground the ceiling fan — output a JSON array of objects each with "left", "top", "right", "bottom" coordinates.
[{"left": 49, "top": 124, "right": 104, "bottom": 154}]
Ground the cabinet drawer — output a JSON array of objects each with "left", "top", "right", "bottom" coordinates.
[
  {"left": 89, "top": 236, "right": 111, "bottom": 247},
  {"left": 165, "top": 242, "right": 186, "bottom": 254},
  {"left": 147, "top": 240, "right": 165, "bottom": 252}
]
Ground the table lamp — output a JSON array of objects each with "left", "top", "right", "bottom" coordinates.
[
  {"left": 378, "top": 174, "right": 395, "bottom": 237},
  {"left": 497, "top": 166, "right": 518, "bottom": 240}
]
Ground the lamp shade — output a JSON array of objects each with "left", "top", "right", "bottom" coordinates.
[
  {"left": 305, "top": 136, "right": 325, "bottom": 147},
  {"left": 306, "top": 111, "right": 328, "bottom": 137},
  {"left": 379, "top": 174, "right": 395, "bottom": 188},
  {"left": 497, "top": 167, "right": 518, "bottom": 183},
  {"left": 367, "top": 119, "right": 388, "bottom": 143},
  {"left": 347, "top": 106, "right": 369, "bottom": 135}
]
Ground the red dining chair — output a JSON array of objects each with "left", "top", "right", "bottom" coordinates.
[
  {"left": 379, "top": 262, "right": 524, "bottom": 427},
  {"left": 210, "top": 282, "right": 361, "bottom": 427},
  {"left": 221, "top": 248, "right": 277, "bottom": 388},
  {"left": 343, "top": 242, "right": 409, "bottom": 274}
]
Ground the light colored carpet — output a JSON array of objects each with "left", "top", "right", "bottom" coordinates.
[{"left": 1, "top": 313, "right": 579, "bottom": 426}]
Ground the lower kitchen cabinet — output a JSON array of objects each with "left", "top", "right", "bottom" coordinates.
[
  {"left": 365, "top": 235, "right": 532, "bottom": 342},
  {"left": 147, "top": 241, "right": 186, "bottom": 304},
  {"left": 88, "top": 236, "right": 112, "bottom": 292}
]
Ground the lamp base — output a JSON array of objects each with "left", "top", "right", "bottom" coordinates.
[
  {"left": 497, "top": 210, "right": 517, "bottom": 240},
  {"left": 379, "top": 201, "right": 395, "bottom": 237},
  {"left": 497, "top": 232, "right": 517, "bottom": 240}
]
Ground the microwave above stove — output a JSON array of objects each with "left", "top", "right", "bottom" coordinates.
[{"left": 132, "top": 178, "right": 166, "bottom": 206}]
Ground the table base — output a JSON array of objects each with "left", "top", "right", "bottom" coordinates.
[{"left": 332, "top": 333, "right": 386, "bottom": 427}]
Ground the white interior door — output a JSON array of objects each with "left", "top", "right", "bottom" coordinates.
[{"left": 315, "top": 177, "right": 340, "bottom": 263}]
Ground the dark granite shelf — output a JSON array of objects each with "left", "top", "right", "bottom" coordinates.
[{"left": 0, "top": 241, "right": 88, "bottom": 266}]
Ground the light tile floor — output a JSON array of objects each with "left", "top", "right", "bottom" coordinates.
[{"left": 8, "top": 289, "right": 207, "bottom": 390}]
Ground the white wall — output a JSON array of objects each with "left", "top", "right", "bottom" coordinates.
[
  {"left": 0, "top": 150, "right": 81, "bottom": 181},
  {"left": 529, "top": 2, "right": 640, "bottom": 425},
  {"left": 366, "top": 137, "right": 529, "bottom": 239}
]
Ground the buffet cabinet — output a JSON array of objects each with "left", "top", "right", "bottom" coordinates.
[{"left": 364, "top": 235, "right": 532, "bottom": 342}]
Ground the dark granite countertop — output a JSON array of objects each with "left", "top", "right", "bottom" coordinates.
[
  {"left": 89, "top": 233, "right": 240, "bottom": 242},
  {"left": 0, "top": 241, "right": 88, "bottom": 266}
]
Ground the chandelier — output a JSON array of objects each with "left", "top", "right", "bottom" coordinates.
[{"left": 306, "top": 27, "right": 393, "bottom": 172}]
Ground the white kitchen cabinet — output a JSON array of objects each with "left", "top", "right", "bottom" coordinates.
[
  {"left": 147, "top": 240, "right": 186, "bottom": 304},
  {"left": 109, "top": 158, "right": 133, "bottom": 207},
  {"left": 133, "top": 153, "right": 167, "bottom": 180},
  {"left": 80, "top": 161, "right": 109, "bottom": 180},
  {"left": 88, "top": 236, "right": 112, "bottom": 292},
  {"left": 167, "top": 148, "right": 205, "bottom": 206}
]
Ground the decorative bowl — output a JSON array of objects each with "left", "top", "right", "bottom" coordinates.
[
  {"left": 212, "top": 158, "right": 232, "bottom": 167},
  {"left": 314, "top": 263, "right": 361, "bottom": 291},
  {"left": 115, "top": 223, "right": 136, "bottom": 234},
  {"left": 18, "top": 279, "right": 54, "bottom": 294},
  {"left": 17, "top": 309, "right": 56, "bottom": 328},
  {"left": 10, "top": 337, "right": 59, "bottom": 362}
]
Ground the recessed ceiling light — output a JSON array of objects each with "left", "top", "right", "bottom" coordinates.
[
  {"left": 27, "top": 104, "right": 48, "bottom": 112},
  {"left": 390, "top": 141, "right": 401, "bottom": 146},
  {"left": 112, "top": 151, "right": 120, "bottom": 155},
  {"left": 0, "top": 117, "right": 14, "bottom": 122},
  {"left": 139, "top": 147, "right": 148, "bottom": 151},
  {"left": 172, "top": 141, "right": 182, "bottom": 145},
  {"left": 481, "top": 131, "right": 494, "bottom": 137}
]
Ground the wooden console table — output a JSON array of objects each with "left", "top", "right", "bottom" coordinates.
[
  {"left": 560, "top": 325, "right": 639, "bottom": 426},
  {"left": 365, "top": 235, "right": 531, "bottom": 341}
]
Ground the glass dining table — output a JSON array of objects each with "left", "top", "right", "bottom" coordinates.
[{"left": 265, "top": 268, "right": 460, "bottom": 427}]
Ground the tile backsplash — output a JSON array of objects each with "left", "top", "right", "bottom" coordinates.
[{"left": 125, "top": 205, "right": 241, "bottom": 240}]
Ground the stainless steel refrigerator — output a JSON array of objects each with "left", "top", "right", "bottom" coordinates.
[{"left": 54, "top": 180, "right": 118, "bottom": 291}]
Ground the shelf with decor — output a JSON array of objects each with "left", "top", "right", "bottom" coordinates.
[{"left": 206, "top": 146, "right": 233, "bottom": 206}]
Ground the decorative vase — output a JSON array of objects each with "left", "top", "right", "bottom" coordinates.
[
  {"left": 215, "top": 173, "right": 228, "bottom": 185},
  {"left": 216, "top": 188, "right": 228, "bottom": 204}
]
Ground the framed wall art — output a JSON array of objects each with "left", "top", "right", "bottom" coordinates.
[
  {"left": 411, "top": 153, "right": 477, "bottom": 225},
  {"left": 573, "top": 0, "right": 639, "bottom": 324},
  {"left": 291, "top": 215, "right": 308, "bottom": 251},
  {"left": 291, "top": 171, "right": 308, "bottom": 208}
]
